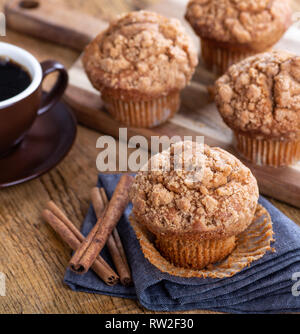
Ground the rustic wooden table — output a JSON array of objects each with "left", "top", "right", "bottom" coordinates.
[{"left": 0, "top": 0, "right": 299, "bottom": 314}]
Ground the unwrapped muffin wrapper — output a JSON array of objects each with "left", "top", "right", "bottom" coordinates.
[
  {"left": 235, "top": 132, "right": 300, "bottom": 167},
  {"left": 102, "top": 91, "right": 180, "bottom": 128},
  {"left": 130, "top": 204, "right": 274, "bottom": 279}
]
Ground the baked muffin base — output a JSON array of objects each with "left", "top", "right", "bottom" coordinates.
[
  {"left": 235, "top": 132, "right": 300, "bottom": 167},
  {"left": 102, "top": 91, "right": 180, "bottom": 128},
  {"left": 201, "top": 38, "right": 267, "bottom": 75},
  {"left": 156, "top": 235, "right": 236, "bottom": 270},
  {"left": 130, "top": 204, "right": 274, "bottom": 279}
]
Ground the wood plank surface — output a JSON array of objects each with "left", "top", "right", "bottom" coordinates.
[
  {"left": 5, "top": 0, "right": 108, "bottom": 51},
  {"left": 0, "top": 0, "right": 299, "bottom": 315}
]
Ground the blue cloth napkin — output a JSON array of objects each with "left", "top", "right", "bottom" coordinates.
[{"left": 64, "top": 174, "right": 300, "bottom": 313}]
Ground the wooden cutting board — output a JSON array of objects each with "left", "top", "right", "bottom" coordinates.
[
  {"left": 5, "top": 0, "right": 108, "bottom": 50},
  {"left": 6, "top": 0, "right": 300, "bottom": 208}
]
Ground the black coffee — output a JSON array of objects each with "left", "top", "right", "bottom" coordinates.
[{"left": 0, "top": 57, "right": 32, "bottom": 102}]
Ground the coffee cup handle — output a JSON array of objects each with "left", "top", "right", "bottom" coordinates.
[{"left": 38, "top": 60, "right": 69, "bottom": 116}]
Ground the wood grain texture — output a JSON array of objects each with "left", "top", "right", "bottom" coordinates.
[
  {"left": 0, "top": 0, "right": 299, "bottom": 315},
  {"left": 5, "top": 0, "right": 108, "bottom": 51}
]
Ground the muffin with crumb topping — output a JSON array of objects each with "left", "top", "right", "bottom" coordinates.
[
  {"left": 215, "top": 51, "right": 300, "bottom": 167},
  {"left": 130, "top": 141, "right": 259, "bottom": 270},
  {"left": 185, "top": 0, "right": 291, "bottom": 75},
  {"left": 83, "top": 10, "right": 198, "bottom": 128}
]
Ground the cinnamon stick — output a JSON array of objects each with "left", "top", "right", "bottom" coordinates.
[
  {"left": 43, "top": 203, "right": 119, "bottom": 286},
  {"left": 69, "top": 174, "right": 134, "bottom": 275},
  {"left": 97, "top": 188, "right": 132, "bottom": 286},
  {"left": 100, "top": 188, "right": 130, "bottom": 270}
]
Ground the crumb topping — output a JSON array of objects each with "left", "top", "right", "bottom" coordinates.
[
  {"left": 83, "top": 11, "right": 198, "bottom": 97},
  {"left": 215, "top": 51, "right": 300, "bottom": 139},
  {"left": 130, "top": 141, "right": 259, "bottom": 239},
  {"left": 185, "top": 0, "right": 291, "bottom": 48}
]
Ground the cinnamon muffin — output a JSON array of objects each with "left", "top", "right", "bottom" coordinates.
[
  {"left": 130, "top": 141, "right": 259, "bottom": 270},
  {"left": 83, "top": 11, "right": 198, "bottom": 128},
  {"left": 185, "top": 0, "right": 291, "bottom": 75},
  {"left": 215, "top": 51, "right": 300, "bottom": 167}
]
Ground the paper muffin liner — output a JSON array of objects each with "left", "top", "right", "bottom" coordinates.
[
  {"left": 201, "top": 38, "right": 261, "bottom": 75},
  {"left": 102, "top": 91, "right": 180, "bottom": 128},
  {"left": 155, "top": 235, "right": 236, "bottom": 270},
  {"left": 130, "top": 204, "right": 274, "bottom": 279},
  {"left": 235, "top": 132, "right": 300, "bottom": 167}
]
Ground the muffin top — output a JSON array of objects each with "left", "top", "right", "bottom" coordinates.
[
  {"left": 215, "top": 51, "right": 300, "bottom": 140},
  {"left": 83, "top": 11, "right": 198, "bottom": 99},
  {"left": 185, "top": 0, "right": 291, "bottom": 49},
  {"left": 130, "top": 141, "right": 259, "bottom": 240}
]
